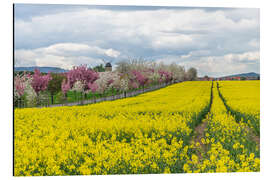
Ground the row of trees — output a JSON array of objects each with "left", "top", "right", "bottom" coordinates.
[{"left": 14, "top": 60, "right": 197, "bottom": 107}]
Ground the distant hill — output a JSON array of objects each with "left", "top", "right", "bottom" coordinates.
[
  {"left": 14, "top": 66, "right": 67, "bottom": 73},
  {"left": 220, "top": 72, "right": 260, "bottom": 78}
]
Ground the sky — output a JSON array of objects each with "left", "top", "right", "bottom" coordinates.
[{"left": 14, "top": 4, "right": 260, "bottom": 77}]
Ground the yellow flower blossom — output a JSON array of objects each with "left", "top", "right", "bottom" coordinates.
[{"left": 14, "top": 81, "right": 260, "bottom": 175}]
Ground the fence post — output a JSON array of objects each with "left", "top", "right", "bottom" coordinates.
[
  {"left": 81, "top": 92, "right": 84, "bottom": 105},
  {"left": 51, "top": 95, "right": 53, "bottom": 105}
]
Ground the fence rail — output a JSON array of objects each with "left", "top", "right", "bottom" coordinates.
[{"left": 14, "top": 81, "right": 179, "bottom": 108}]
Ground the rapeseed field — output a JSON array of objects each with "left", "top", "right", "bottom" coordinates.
[{"left": 14, "top": 81, "right": 260, "bottom": 176}]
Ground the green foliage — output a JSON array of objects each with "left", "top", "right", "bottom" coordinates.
[
  {"left": 93, "top": 64, "right": 105, "bottom": 72},
  {"left": 14, "top": 71, "right": 34, "bottom": 76},
  {"left": 240, "top": 77, "right": 246, "bottom": 80},
  {"left": 47, "top": 73, "right": 65, "bottom": 96},
  {"left": 186, "top": 68, "right": 197, "bottom": 81}
]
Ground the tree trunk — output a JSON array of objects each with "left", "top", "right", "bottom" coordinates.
[
  {"left": 51, "top": 94, "right": 54, "bottom": 105},
  {"left": 64, "top": 93, "right": 67, "bottom": 105},
  {"left": 81, "top": 92, "right": 84, "bottom": 105},
  {"left": 36, "top": 93, "right": 40, "bottom": 106}
]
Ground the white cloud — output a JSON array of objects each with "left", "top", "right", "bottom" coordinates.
[
  {"left": 104, "top": 49, "right": 121, "bottom": 58},
  {"left": 15, "top": 43, "right": 120, "bottom": 69},
  {"left": 153, "top": 50, "right": 259, "bottom": 77},
  {"left": 35, "top": 43, "right": 121, "bottom": 58},
  {"left": 224, "top": 51, "right": 259, "bottom": 62},
  {"left": 177, "top": 51, "right": 259, "bottom": 77},
  {"left": 15, "top": 6, "right": 260, "bottom": 76},
  {"left": 152, "top": 34, "right": 193, "bottom": 50}
]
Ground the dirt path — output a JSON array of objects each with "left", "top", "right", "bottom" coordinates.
[
  {"left": 190, "top": 119, "right": 208, "bottom": 159},
  {"left": 247, "top": 126, "right": 260, "bottom": 148},
  {"left": 189, "top": 82, "right": 213, "bottom": 160}
]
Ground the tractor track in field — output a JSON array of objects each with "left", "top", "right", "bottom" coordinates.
[
  {"left": 216, "top": 82, "right": 260, "bottom": 148},
  {"left": 190, "top": 118, "right": 208, "bottom": 160},
  {"left": 189, "top": 81, "right": 260, "bottom": 161},
  {"left": 189, "top": 81, "right": 213, "bottom": 160}
]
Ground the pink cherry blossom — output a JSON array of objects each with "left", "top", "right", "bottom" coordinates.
[
  {"left": 88, "top": 82, "right": 98, "bottom": 93},
  {"left": 61, "top": 79, "right": 70, "bottom": 95},
  {"left": 31, "top": 69, "right": 52, "bottom": 95},
  {"left": 65, "top": 65, "right": 99, "bottom": 92}
]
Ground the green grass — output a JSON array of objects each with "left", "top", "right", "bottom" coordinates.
[{"left": 15, "top": 82, "right": 167, "bottom": 107}]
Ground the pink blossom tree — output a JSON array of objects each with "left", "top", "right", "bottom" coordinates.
[
  {"left": 60, "top": 65, "right": 99, "bottom": 103},
  {"left": 14, "top": 75, "right": 25, "bottom": 99},
  {"left": 14, "top": 73, "right": 38, "bottom": 107},
  {"left": 132, "top": 70, "right": 149, "bottom": 91},
  {"left": 129, "top": 81, "right": 139, "bottom": 89},
  {"left": 61, "top": 79, "right": 70, "bottom": 96},
  {"left": 158, "top": 70, "right": 173, "bottom": 84},
  {"left": 88, "top": 82, "right": 99, "bottom": 102},
  {"left": 31, "top": 69, "right": 52, "bottom": 95},
  {"left": 65, "top": 65, "right": 99, "bottom": 93},
  {"left": 88, "top": 82, "right": 98, "bottom": 93}
]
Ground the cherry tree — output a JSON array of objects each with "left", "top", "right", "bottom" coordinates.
[
  {"left": 14, "top": 73, "right": 37, "bottom": 106},
  {"left": 148, "top": 71, "right": 160, "bottom": 85},
  {"left": 61, "top": 79, "right": 70, "bottom": 96},
  {"left": 24, "top": 75, "right": 37, "bottom": 106},
  {"left": 88, "top": 82, "right": 98, "bottom": 93},
  {"left": 31, "top": 69, "right": 52, "bottom": 95},
  {"left": 129, "top": 81, "right": 139, "bottom": 89},
  {"left": 61, "top": 65, "right": 99, "bottom": 102},
  {"left": 71, "top": 81, "right": 84, "bottom": 93},
  {"left": 65, "top": 65, "right": 99, "bottom": 92},
  {"left": 87, "top": 82, "right": 99, "bottom": 102},
  {"left": 95, "top": 72, "right": 114, "bottom": 94},
  {"left": 158, "top": 70, "right": 172, "bottom": 84},
  {"left": 132, "top": 70, "right": 149, "bottom": 90},
  {"left": 14, "top": 74, "right": 25, "bottom": 99}
]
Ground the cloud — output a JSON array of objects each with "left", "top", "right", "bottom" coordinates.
[
  {"left": 153, "top": 50, "right": 259, "bottom": 77},
  {"left": 224, "top": 51, "right": 259, "bottom": 62},
  {"left": 14, "top": 5, "right": 260, "bottom": 76},
  {"left": 38, "top": 43, "right": 121, "bottom": 58},
  {"left": 178, "top": 51, "right": 260, "bottom": 77},
  {"left": 15, "top": 43, "right": 120, "bottom": 69}
]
